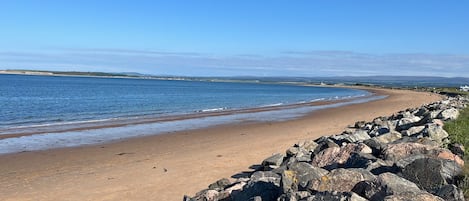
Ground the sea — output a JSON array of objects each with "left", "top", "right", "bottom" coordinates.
[{"left": 0, "top": 74, "right": 381, "bottom": 154}]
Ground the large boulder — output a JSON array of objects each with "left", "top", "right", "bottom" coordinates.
[
  {"left": 422, "top": 124, "right": 449, "bottom": 144},
  {"left": 344, "top": 130, "right": 371, "bottom": 143},
  {"left": 374, "top": 131, "right": 402, "bottom": 144},
  {"left": 383, "top": 142, "right": 437, "bottom": 161},
  {"left": 309, "top": 168, "right": 375, "bottom": 192},
  {"left": 401, "top": 125, "right": 425, "bottom": 136},
  {"left": 312, "top": 143, "right": 371, "bottom": 170},
  {"left": 287, "top": 162, "right": 328, "bottom": 190},
  {"left": 397, "top": 116, "right": 422, "bottom": 131},
  {"left": 232, "top": 181, "right": 281, "bottom": 201},
  {"left": 438, "top": 108, "right": 460, "bottom": 120},
  {"left": 262, "top": 153, "right": 285, "bottom": 168},
  {"left": 401, "top": 157, "right": 463, "bottom": 192},
  {"left": 351, "top": 172, "right": 422, "bottom": 201}
]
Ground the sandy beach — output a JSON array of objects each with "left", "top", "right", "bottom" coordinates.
[{"left": 0, "top": 88, "right": 442, "bottom": 201}]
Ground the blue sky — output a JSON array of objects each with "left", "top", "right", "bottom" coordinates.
[{"left": 1, "top": 0, "right": 469, "bottom": 77}]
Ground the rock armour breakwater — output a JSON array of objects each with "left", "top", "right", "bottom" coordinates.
[{"left": 186, "top": 96, "right": 469, "bottom": 201}]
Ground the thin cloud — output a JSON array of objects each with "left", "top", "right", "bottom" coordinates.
[{"left": 1, "top": 49, "right": 469, "bottom": 77}]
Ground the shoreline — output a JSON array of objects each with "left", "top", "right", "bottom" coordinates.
[
  {"left": 0, "top": 91, "right": 374, "bottom": 140},
  {"left": 0, "top": 87, "right": 442, "bottom": 201}
]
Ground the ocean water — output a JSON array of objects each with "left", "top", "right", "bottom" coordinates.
[{"left": 0, "top": 74, "right": 378, "bottom": 154}]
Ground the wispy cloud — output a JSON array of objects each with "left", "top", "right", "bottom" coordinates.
[{"left": 1, "top": 49, "right": 469, "bottom": 77}]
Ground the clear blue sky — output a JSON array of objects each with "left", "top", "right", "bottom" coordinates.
[{"left": 1, "top": 0, "right": 468, "bottom": 77}]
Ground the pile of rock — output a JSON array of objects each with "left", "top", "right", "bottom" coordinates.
[{"left": 185, "top": 96, "right": 469, "bottom": 201}]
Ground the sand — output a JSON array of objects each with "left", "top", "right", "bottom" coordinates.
[{"left": 0, "top": 88, "right": 442, "bottom": 201}]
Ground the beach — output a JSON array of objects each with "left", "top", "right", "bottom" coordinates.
[{"left": 0, "top": 87, "right": 442, "bottom": 201}]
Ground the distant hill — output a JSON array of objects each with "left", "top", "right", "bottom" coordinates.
[{"left": 1, "top": 69, "right": 468, "bottom": 87}]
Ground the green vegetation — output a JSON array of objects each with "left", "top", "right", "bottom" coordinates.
[
  {"left": 444, "top": 104, "right": 469, "bottom": 198},
  {"left": 437, "top": 87, "right": 469, "bottom": 96}
]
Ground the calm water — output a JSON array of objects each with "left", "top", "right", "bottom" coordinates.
[
  {"left": 0, "top": 74, "right": 378, "bottom": 154},
  {"left": 0, "top": 74, "right": 369, "bottom": 129}
]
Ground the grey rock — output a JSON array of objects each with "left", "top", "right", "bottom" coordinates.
[
  {"left": 374, "top": 131, "right": 402, "bottom": 144},
  {"left": 232, "top": 181, "right": 280, "bottom": 201},
  {"left": 366, "top": 159, "right": 398, "bottom": 175},
  {"left": 352, "top": 172, "right": 421, "bottom": 201},
  {"left": 250, "top": 171, "right": 281, "bottom": 186},
  {"left": 313, "top": 138, "right": 339, "bottom": 154},
  {"left": 383, "top": 191, "right": 445, "bottom": 201},
  {"left": 344, "top": 130, "right": 371, "bottom": 143},
  {"left": 297, "top": 140, "right": 319, "bottom": 152},
  {"left": 309, "top": 168, "right": 375, "bottom": 192},
  {"left": 363, "top": 138, "right": 386, "bottom": 156},
  {"left": 422, "top": 123, "right": 449, "bottom": 144},
  {"left": 343, "top": 152, "right": 377, "bottom": 169},
  {"left": 401, "top": 125, "right": 425, "bottom": 136},
  {"left": 262, "top": 153, "right": 285, "bottom": 167},
  {"left": 288, "top": 162, "right": 328, "bottom": 189},
  {"left": 295, "top": 149, "right": 312, "bottom": 163},
  {"left": 189, "top": 189, "right": 229, "bottom": 201},
  {"left": 397, "top": 116, "right": 422, "bottom": 131},
  {"left": 305, "top": 191, "right": 367, "bottom": 201},
  {"left": 438, "top": 108, "right": 460, "bottom": 120},
  {"left": 354, "top": 121, "right": 367, "bottom": 129},
  {"left": 435, "top": 184, "right": 465, "bottom": 201},
  {"left": 401, "top": 157, "right": 462, "bottom": 192},
  {"left": 286, "top": 146, "right": 300, "bottom": 156},
  {"left": 208, "top": 178, "right": 231, "bottom": 190}
]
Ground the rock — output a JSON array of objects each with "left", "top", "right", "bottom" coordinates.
[
  {"left": 312, "top": 143, "right": 370, "bottom": 170},
  {"left": 313, "top": 138, "right": 339, "bottom": 154},
  {"left": 401, "top": 125, "right": 425, "bottom": 136},
  {"left": 225, "top": 181, "right": 247, "bottom": 194},
  {"left": 297, "top": 140, "right": 319, "bottom": 152},
  {"left": 383, "top": 191, "right": 445, "bottom": 201},
  {"left": 344, "top": 152, "right": 377, "bottom": 169},
  {"left": 449, "top": 143, "right": 465, "bottom": 158},
  {"left": 188, "top": 189, "right": 228, "bottom": 201},
  {"left": 401, "top": 157, "right": 462, "bottom": 192},
  {"left": 351, "top": 172, "right": 421, "bottom": 200},
  {"left": 438, "top": 108, "right": 460, "bottom": 120},
  {"left": 304, "top": 191, "right": 367, "bottom": 201},
  {"left": 262, "top": 153, "right": 285, "bottom": 167},
  {"left": 397, "top": 116, "right": 422, "bottom": 130},
  {"left": 208, "top": 178, "right": 231, "bottom": 190},
  {"left": 363, "top": 138, "right": 386, "bottom": 156},
  {"left": 435, "top": 184, "right": 465, "bottom": 201},
  {"left": 365, "top": 159, "right": 398, "bottom": 175},
  {"left": 294, "top": 149, "right": 313, "bottom": 162},
  {"left": 288, "top": 162, "right": 328, "bottom": 190},
  {"left": 250, "top": 171, "right": 281, "bottom": 186},
  {"left": 374, "top": 131, "right": 402, "bottom": 144},
  {"left": 232, "top": 180, "right": 281, "bottom": 201},
  {"left": 344, "top": 130, "right": 371, "bottom": 143},
  {"left": 354, "top": 121, "right": 367, "bottom": 129},
  {"left": 422, "top": 124, "right": 449, "bottom": 144},
  {"left": 309, "top": 168, "right": 375, "bottom": 192},
  {"left": 286, "top": 146, "right": 300, "bottom": 156},
  {"left": 383, "top": 142, "right": 437, "bottom": 161}
]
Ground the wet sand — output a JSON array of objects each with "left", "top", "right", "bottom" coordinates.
[{"left": 0, "top": 88, "right": 442, "bottom": 201}]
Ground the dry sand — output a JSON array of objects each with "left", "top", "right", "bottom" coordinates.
[{"left": 0, "top": 88, "right": 442, "bottom": 201}]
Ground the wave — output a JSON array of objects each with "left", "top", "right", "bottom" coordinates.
[
  {"left": 196, "top": 107, "right": 228, "bottom": 113},
  {"left": 261, "top": 103, "right": 284, "bottom": 107}
]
